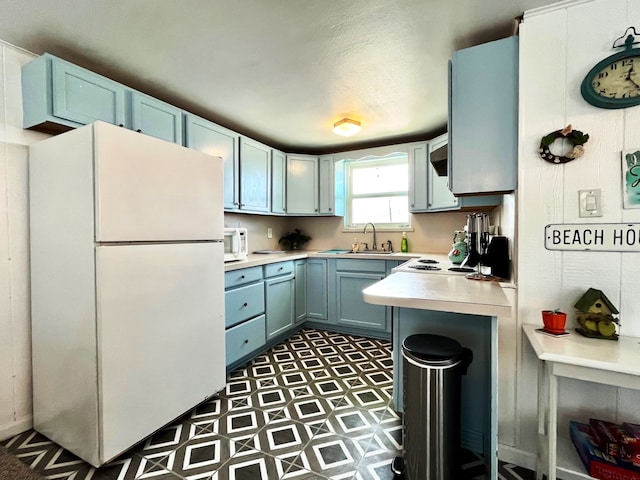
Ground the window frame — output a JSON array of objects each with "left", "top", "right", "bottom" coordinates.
[{"left": 343, "top": 153, "right": 411, "bottom": 231}]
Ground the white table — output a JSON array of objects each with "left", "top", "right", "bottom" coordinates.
[{"left": 523, "top": 324, "right": 640, "bottom": 480}]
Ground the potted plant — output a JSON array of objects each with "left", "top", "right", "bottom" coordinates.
[
  {"left": 541, "top": 309, "right": 567, "bottom": 333},
  {"left": 279, "top": 228, "right": 311, "bottom": 250}
]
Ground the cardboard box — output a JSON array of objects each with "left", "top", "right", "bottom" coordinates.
[
  {"left": 590, "top": 418, "right": 628, "bottom": 457},
  {"left": 571, "top": 421, "right": 640, "bottom": 480}
]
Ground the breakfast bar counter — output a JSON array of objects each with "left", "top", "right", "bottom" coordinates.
[
  {"left": 362, "top": 271, "right": 512, "bottom": 317},
  {"left": 363, "top": 271, "right": 514, "bottom": 480}
]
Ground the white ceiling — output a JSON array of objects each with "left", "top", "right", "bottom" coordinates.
[{"left": 0, "top": 0, "right": 560, "bottom": 153}]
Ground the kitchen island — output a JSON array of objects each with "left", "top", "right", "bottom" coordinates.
[{"left": 363, "top": 272, "right": 513, "bottom": 480}]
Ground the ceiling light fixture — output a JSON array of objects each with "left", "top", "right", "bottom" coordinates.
[{"left": 332, "top": 118, "right": 361, "bottom": 136}]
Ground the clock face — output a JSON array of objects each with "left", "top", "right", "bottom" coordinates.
[{"left": 581, "top": 50, "right": 640, "bottom": 108}]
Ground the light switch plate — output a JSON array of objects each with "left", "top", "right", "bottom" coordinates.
[{"left": 579, "top": 189, "right": 602, "bottom": 217}]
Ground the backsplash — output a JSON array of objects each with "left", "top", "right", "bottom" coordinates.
[{"left": 225, "top": 194, "right": 513, "bottom": 256}]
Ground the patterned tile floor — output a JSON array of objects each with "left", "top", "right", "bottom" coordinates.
[{"left": 3, "top": 328, "right": 535, "bottom": 479}]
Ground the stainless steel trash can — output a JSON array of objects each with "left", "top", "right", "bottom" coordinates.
[{"left": 401, "top": 333, "right": 473, "bottom": 480}]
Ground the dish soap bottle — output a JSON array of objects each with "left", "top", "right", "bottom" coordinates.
[{"left": 401, "top": 232, "right": 408, "bottom": 253}]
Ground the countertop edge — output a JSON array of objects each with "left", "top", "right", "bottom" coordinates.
[
  {"left": 362, "top": 272, "right": 512, "bottom": 318},
  {"left": 224, "top": 250, "right": 422, "bottom": 271}
]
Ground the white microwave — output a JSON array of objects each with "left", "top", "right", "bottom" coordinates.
[{"left": 223, "top": 227, "right": 248, "bottom": 262}]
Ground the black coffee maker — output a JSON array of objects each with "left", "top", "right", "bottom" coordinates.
[{"left": 486, "top": 236, "right": 510, "bottom": 280}]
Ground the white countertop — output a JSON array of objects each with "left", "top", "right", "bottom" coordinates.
[
  {"left": 362, "top": 271, "right": 512, "bottom": 317},
  {"left": 224, "top": 250, "right": 420, "bottom": 271},
  {"left": 523, "top": 324, "right": 640, "bottom": 377}
]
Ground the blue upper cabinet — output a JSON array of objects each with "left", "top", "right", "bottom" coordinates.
[
  {"left": 184, "top": 114, "right": 240, "bottom": 210},
  {"left": 239, "top": 137, "right": 271, "bottom": 213},
  {"left": 286, "top": 154, "right": 319, "bottom": 215},
  {"left": 408, "top": 142, "right": 429, "bottom": 212},
  {"left": 23, "top": 53, "right": 127, "bottom": 132},
  {"left": 130, "top": 92, "right": 183, "bottom": 144},
  {"left": 271, "top": 149, "right": 287, "bottom": 215},
  {"left": 449, "top": 36, "right": 518, "bottom": 195},
  {"left": 23, "top": 53, "right": 183, "bottom": 145}
]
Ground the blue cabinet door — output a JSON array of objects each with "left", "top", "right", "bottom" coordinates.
[
  {"left": 319, "top": 155, "right": 335, "bottom": 215},
  {"left": 272, "top": 149, "right": 287, "bottom": 215},
  {"left": 226, "top": 315, "right": 266, "bottom": 367},
  {"left": 449, "top": 36, "right": 518, "bottom": 194},
  {"left": 335, "top": 272, "right": 386, "bottom": 331},
  {"left": 130, "top": 92, "right": 183, "bottom": 144},
  {"left": 23, "top": 53, "right": 127, "bottom": 130},
  {"left": 240, "top": 137, "right": 271, "bottom": 212},
  {"left": 294, "top": 260, "right": 307, "bottom": 323},
  {"left": 184, "top": 114, "right": 240, "bottom": 210},
  {"left": 286, "top": 155, "right": 318, "bottom": 215},
  {"left": 265, "top": 274, "right": 295, "bottom": 340},
  {"left": 306, "top": 259, "right": 327, "bottom": 322},
  {"left": 408, "top": 142, "right": 429, "bottom": 212}
]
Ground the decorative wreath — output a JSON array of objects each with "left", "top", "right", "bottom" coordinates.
[{"left": 539, "top": 125, "right": 590, "bottom": 164}]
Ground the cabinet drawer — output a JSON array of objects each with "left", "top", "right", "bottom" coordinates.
[
  {"left": 226, "top": 315, "right": 266, "bottom": 366},
  {"left": 336, "top": 259, "right": 386, "bottom": 273},
  {"left": 264, "top": 261, "right": 294, "bottom": 278},
  {"left": 225, "top": 282, "right": 265, "bottom": 328},
  {"left": 225, "top": 266, "right": 263, "bottom": 288}
]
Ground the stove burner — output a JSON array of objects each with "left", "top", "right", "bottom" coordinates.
[
  {"left": 417, "top": 259, "right": 440, "bottom": 264},
  {"left": 409, "top": 264, "right": 442, "bottom": 271},
  {"left": 448, "top": 267, "right": 476, "bottom": 273}
]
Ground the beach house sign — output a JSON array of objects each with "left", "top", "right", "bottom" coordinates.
[{"left": 545, "top": 223, "right": 640, "bottom": 252}]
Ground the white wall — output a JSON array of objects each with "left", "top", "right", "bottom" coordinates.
[
  {"left": 511, "top": 0, "right": 640, "bottom": 466},
  {"left": 0, "top": 40, "right": 49, "bottom": 440}
]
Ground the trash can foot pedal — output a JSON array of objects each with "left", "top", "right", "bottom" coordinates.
[{"left": 390, "top": 456, "right": 405, "bottom": 477}]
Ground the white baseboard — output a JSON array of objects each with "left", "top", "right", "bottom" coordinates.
[
  {"left": 0, "top": 415, "right": 33, "bottom": 442},
  {"left": 498, "top": 443, "right": 537, "bottom": 470}
]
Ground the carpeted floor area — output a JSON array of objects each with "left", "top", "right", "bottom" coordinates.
[{"left": 0, "top": 445, "right": 44, "bottom": 480}]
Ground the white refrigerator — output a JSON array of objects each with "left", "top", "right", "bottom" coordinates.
[{"left": 29, "top": 121, "right": 226, "bottom": 467}]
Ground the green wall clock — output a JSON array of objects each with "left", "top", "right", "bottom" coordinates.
[{"left": 581, "top": 30, "right": 640, "bottom": 109}]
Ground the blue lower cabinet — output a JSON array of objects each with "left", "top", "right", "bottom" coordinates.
[
  {"left": 335, "top": 272, "right": 386, "bottom": 330},
  {"left": 327, "top": 259, "right": 390, "bottom": 333},
  {"left": 306, "top": 259, "right": 328, "bottom": 322},
  {"left": 392, "top": 307, "right": 492, "bottom": 457},
  {"left": 224, "top": 282, "right": 265, "bottom": 329},
  {"left": 265, "top": 273, "right": 295, "bottom": 340},
  {"left": 224, "top": 266, "right": 265, "bottom": 368},
  {"left": 226, "top": 315, "right": 266, "bottom": 366}
]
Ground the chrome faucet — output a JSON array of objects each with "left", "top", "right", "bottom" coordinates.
[{"left": 362, "top": 223, "right": 377, "bottom": 251}]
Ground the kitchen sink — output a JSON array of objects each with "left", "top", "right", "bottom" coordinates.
[{"left": 318, "top": 249, "right": 353, "bottom": 254}]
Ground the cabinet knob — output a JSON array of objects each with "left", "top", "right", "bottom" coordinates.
[
  {"left": 243, "top": 339, "right": 248, "bottom": 344},
  {"left": 243, "top": 302, "right": 248, "bottom": 307},
  {"left": 136, "top": 129, "right": 142, "bottom": 133},
  {"left": 118, "top": 124, "right": 124, "bottom": 128},
  {"left": 314, "top": 208, "right": 318, "bottom": 212},
  {"left": 240, "top": 275, "right": 245, "bottom": 279}
]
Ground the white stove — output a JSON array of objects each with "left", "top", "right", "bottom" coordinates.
[{"left": 393, "top": 255, "right": 476, "bottom": 275}]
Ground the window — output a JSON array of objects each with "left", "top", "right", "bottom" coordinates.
[{"left": 344, "top": 153, "right": 410, "bottom": 230}]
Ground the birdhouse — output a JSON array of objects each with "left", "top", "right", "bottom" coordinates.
[
  {"left": 574, "top": 288, "right": 619, "bottom": 340},
  {"left": 574, "top": 288, "right": 619, "bottom": 315}
]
